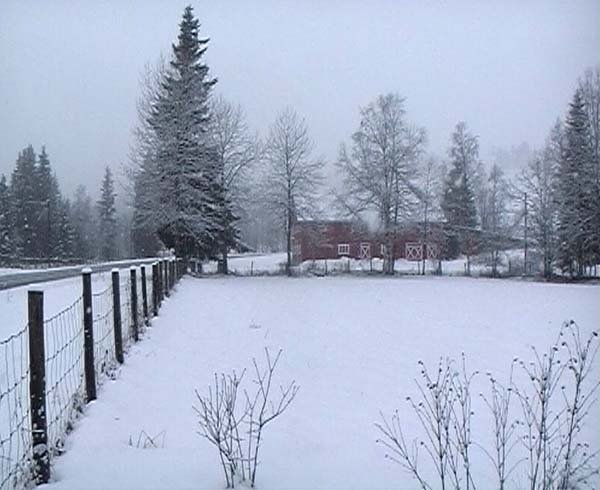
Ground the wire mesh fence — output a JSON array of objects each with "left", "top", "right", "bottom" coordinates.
[
  {"left": 92, "top": 286, "right": 116, "bottom": 382},
  {"left": 44, "top": 297, "right": 85, "bottom": 458},
  {"left": 120, "top": 279, "right": 133, "bottom": 352},
  {"left": 0, "top": 325, "right": 32, "bottom": 490},
  {"left": 0, "top": 259, "right": 179, "bottom": 489}
]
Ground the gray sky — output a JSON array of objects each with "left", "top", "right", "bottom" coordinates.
[{"left": 1, "top": 0, "right": 599, "bottom": 197}]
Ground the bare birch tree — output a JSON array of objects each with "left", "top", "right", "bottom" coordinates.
[
  {"left": 263, "top": 108, "right": 323, "bottom": 275},
  {"left": 208, "top": 96, "right": 260, "bottom": 272},
  {"left": 337, "top": 93, "right": 426, "bottom": 274}
]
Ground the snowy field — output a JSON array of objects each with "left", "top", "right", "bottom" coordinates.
[{"left": 40, "top": 275, "right": 600, "bottom": 489}]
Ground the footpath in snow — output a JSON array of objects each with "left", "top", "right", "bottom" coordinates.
[{"left": 44, "top": 276, "right": 600, "bottom": 489}]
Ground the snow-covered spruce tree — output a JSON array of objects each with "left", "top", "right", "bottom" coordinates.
[
  {"left": 519, "top": 121, "right": 563, "bottom": 278},
  {"left": 10, "top": 145, "right": 38, "bottom": 258},
  {"left": 556, "top": 90, "right": 596, "bottom": 277},
  {"left": 34, "top": 147, "right": 64, "bottom": 259},
  {"left": 96, "top": 166, "right": 118, "bottom": 261},
  {"left": 128, "top": 58, "right": 168, "bottom": 258},
  {"left": 141, "top": 6, "right": 219, "bottom": 259},
  {"left": 263, "top": 108, "right": 322, "bottom": 276},
  {"left": 337, "top": 93, "right": 426, "bottom": 274},
  {"left": 441, "top": 122, "right": 479, "bottom": 274},
  {"left": 0, "top": 175, "right": 14, "bottom": 259},
  {"left": 578, "top": 66, "right": 600, "bottom": 270}
]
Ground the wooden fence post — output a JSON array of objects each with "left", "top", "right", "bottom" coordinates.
[
  {"left": 171, "top": 260, "right": 175, "bottom": 287},
  {"left": 164, "top": 260, "right": 170, "bottom": 297},
  {"left": 158, "top": 260, "right": 164, "bottom": 304},
  {"left": 28, "top": 290, "right": 50, "bottom": 484},
  {"left": 111, "top": 269, "right": 124, "bottom": 364},
  {"left": 82, "top": 268, "right": 96, "bottom": 402},
  {"left": 130, "top": 267, "right": 138, "bottom": 342},
  {"left": 141, "top": 265, "right": 149, "bottom": 325},
  {"left": 152, "top": 262, "right": 159, "bottom": 316}
]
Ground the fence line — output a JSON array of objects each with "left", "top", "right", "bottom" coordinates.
[
  {"left": 0, "top": 325, "right": 31, "bottom": 490},
  {"left": 0, "top": 258, "right": 183, "bottom": 489}
]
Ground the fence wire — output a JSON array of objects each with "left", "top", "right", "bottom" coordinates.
[
  {"left": 1, "top": 262, "right": 174, "bottom": 488},
  {"left": 44, "top": 296, "right": 85, "bottom": 459},
  {"left": 0, "top": 325, "right": 32, "bottom": 490},
  {"left": 92, "top": 287, "right": 116, "bottom": 382},
  {"left": 120, "top": 279, "right": 134, "bottom": 352}
]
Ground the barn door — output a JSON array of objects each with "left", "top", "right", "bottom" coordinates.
[
  {"left": 405, "top": 242, "right": 423, "bottom": 261},
  {"left": 360, "top": 242, "right": 371, "bottom": 259}
]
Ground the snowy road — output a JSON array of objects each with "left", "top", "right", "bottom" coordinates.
[
  {"left": 0, "top": 258, "right": 160, "bottom": 291},
  {"left": 44, "top": 276, "right": 600, "bottom": 489}
]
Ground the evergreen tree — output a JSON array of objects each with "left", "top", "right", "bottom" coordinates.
[
  {"left": 56, "top": 198, "right": 75, "bottom": 259},
  {"left": 96, "top": 167, "right": 118, "bottom": 260},
  {"left": 556, "top": 90, "right": 596, "bottom": 276},
  {"left": 70, "top": 185, "right": 96, "bottom": 260},
  {"left": 33, "top": 147, "right": 60, "bottom": 258},
  {"left": 441, "top": 122, "right": 479, "bottom": 272},
  {"left": 0, "top": 175, "right": 14, "bottom": 258},
  {"left": 10, "top": 146, "right": 38, "bottom": 257},
  {"left": 142, "top": 5, "right": 218, "bottom": 259}
]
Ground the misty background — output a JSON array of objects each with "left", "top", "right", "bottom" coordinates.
[{"left": 1, "top": 0, "right": 599, "bottom": 198}]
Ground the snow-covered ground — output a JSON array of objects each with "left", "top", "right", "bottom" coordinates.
[{"left": 41, "top": 276, "right": 600, "bottom": 489}]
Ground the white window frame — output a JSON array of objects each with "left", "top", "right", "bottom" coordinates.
[{"left": 337, "top": 243, "right": 350, "bottom": 256}]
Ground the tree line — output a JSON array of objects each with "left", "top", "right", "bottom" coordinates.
[
  {"left": 3, "top": 5, "right": 598, "bottom": 279},
  {"left": 0, "top": 148, "right": 122, "bottom": 264}
]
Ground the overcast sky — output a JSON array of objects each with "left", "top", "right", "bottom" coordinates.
[{"left": 1, "top": 1, "right": 599, "bottom": 197}]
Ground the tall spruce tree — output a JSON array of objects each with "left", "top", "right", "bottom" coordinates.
[
  {"left": 10, "top": 146, "right": 38, "bottom": 257},
  {"left": 441, "top": 122, "right": 479, "bottom": 273},
  {"left": 34, "top": 147, "right": 63, "bottom": 258},
  {"left": 0, "top": 175, "right": 13, "bottom": 258},
  {"left": 556, "top": 89, "right": 596, "bottom": 276},
  {"left": 97, "top": 167, "right": 118, "bottom": 260},
  {"left": 143, "top": 5, "right": 218, "bottom": 259}
]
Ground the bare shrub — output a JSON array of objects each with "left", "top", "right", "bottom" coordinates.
[
  {"left": 194, "top": 348, "right": 299, "bottom": 488},
  {"left": 376, "top": 321, "right": 599, "bottom": 490}
]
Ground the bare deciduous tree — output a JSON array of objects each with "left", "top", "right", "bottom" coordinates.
[
  {"left": 208, "top": 95, "right": 260, "bottom": 272},
  {"left": 337, "top": 93, "right": 426, "bottom": 274},
  {"left": 263, "top": 108, "right": 323, "bottom": 275},
  {"left": 518, "top": 123, "right": 562, "bottom": 278}
]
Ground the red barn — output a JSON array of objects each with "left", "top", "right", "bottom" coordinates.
[{"left": 291, "top": 220, "right": 443, "bottom": 264}]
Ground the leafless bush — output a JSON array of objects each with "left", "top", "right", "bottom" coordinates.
[
  {"left": 194, "top": 348, "right": 299, "bottom": 488},
  {"left": 376, "top": 321, "right": 599, "bottom": 490},
  {"left": 515, "top": 321, "right": 600, "bottom": 489},
  {"left": 376, "top": 355, "right": 477, "bottom": 490}
]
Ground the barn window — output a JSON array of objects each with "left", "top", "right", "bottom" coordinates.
[{"left": 337, "top": 243, "right": 350, "bottom": 256}]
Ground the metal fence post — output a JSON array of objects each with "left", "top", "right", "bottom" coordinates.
[
  {"left": 82, "top": 268, "right": 96, "bottom": 402},
  {"left": 130, "top": 267, "right": 138, "bottom": 342},
  {"left": 28, "top": 290, "right": 50, "bottom": 484},
  {"left": 111, "top": 269, "right": 124, "bottom": 364},
  {"left": 141, "top": 265, "right": 149, "bottom": 325},
  {"left": 152, "top": 262, "right": 159, "bottom": 316}
]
